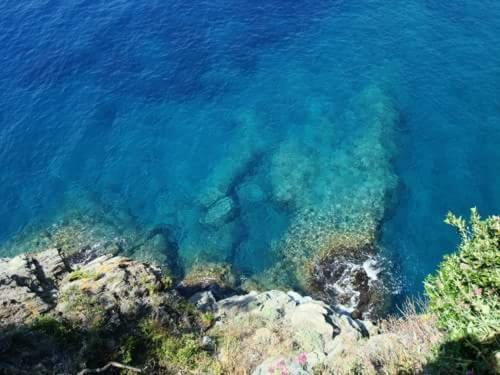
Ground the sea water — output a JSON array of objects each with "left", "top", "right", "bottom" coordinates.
[{"left": 0, "top": 0, "right": 499, "bottom": 300}]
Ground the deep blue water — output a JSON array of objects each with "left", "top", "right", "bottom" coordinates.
[{"left": 0, "top": 0, "right": 499, "bottom": 298}]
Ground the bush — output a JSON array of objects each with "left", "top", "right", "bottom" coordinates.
[
  {"left": 425, "top": 208, "right": 500, "bottom": 373},
  {"left": 31, "top": 315, "right": 80, "bottom": 345},
  {"left": 116, "top": 319, "right": 220, "bottom": 373}
]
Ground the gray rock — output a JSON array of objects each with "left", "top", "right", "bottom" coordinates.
[
  {"left": 56, "top": 255, "right": 168, "bottom": 329},
  {"left": 201, "top": 335, "right": 216, "bottom": 352},
  {"left": 212, "top": 290, "right": 375, "bottom": 372},
  {"left": 0, "top": 247, "right": 185, "bottom": 374},
  {"left": 0, "top": 248, "right": 69, "bottom": 326},
  {"left": 189, "top": 291, "right": 217, "bottom": 312},
  {"left": 0, "top": 248, "right": 169, "bottom": 329}
]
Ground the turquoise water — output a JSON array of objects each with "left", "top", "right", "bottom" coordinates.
[{"left": 0, "top": 0, "right": 499, "bottom": 298}]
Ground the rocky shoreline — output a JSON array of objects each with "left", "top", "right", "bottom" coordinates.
[
  {"left": 0, "top": 203, "right": 390, "bottom": 320},
  {"left": 0, "top": 247, "right": 421, "bottom": 374}
]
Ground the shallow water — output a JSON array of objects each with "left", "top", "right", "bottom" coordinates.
[{"left": 0, "top": 0, "right": 499, "bottom": 299}]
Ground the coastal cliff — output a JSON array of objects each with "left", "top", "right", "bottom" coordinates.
[
  {"left": 0, "top": 209, "right": 498, "bottom": 374},
  {"left": 0, "top": 247, "right": 439, "bottom": 374}
]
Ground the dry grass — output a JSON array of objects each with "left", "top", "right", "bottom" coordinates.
[
  {"left": 327, "top": 299, "right": 443, "bottom": 374},
  {"left": 211, "top": 315, "right": 295, "bottom": 374}
]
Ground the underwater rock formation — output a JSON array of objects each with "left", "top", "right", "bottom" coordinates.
[
  {"left": 197, "top": 110, "right": 269, "bottom": 209},
  {"left": 269, "top": 139, "right": 317, "bottom": 207},
  {"left": 177, "top": 83, "right": 399, "bottom": 306},
  {"left": 201, "top": 196, "right": 237, "bottom": 227},
  {"left": 0, "top": 83, "right": 400, "bottom": 320},
  {"left": 151, "top": 83, "right": 401, "bottom": 321},
  {"left": 0, "top": 194, "right": 142, "bottom": 258},
  {"left": 181, "top": 113, "right": 271, "bottom": 266},
  {"left": 126, "top": 224, "right": 182, "bottom": 277},
  {"left": 259, "top": 84, "right": 399, "bottom": 315},
  {"left": 0, "top": 201, "right": 183, "bottom": 276},
  {"left": 0, "top": 210, "right": 133, "bottom": 259}
]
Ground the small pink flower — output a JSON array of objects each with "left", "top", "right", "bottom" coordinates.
[
  {"left": 296, "top": 352, "right": 307, "bottom": 366},
  {"left": 473, "top": 288, "right": 482, "bottom": 297}
]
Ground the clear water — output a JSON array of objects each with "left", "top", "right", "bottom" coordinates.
[{"left": 0, "top": 0, "right": 499, "bottom": 298}]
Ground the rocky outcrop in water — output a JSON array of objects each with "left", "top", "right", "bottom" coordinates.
[{"left": 307, "top": 244, "right": 387, "bottom": 319}]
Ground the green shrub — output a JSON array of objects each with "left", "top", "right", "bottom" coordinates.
[
  {"left": 161, "top": 273, "right": 174, "bottom": 289},
  {"left": 425, "top": 208, "right": 500, "bottom": 372},
  {"left": 67, "top": 269, "right": 98, "bottom": 281},
  {"left": 31, "top": 315, "right": 80, "bottom": 345},
  {"left": 118, "top": 335, "right": 138, "bottom": 365},
  {"left": 199, "top": 311, "right": 215, "bottom": 330},
  {"left": 137, "top": 318, "right": 219, "bottom": 372}
]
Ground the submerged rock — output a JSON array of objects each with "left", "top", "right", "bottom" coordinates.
[
  {"left": 197, "top": 113, "right": 268, "bottom": 210},
  {"left": 128, "top": 224, "right": 182, "bottom": 276},
  {"left": 198, "top": 187, "right": 227, "bottom": 209},
  {"left": 202, "top": 196, "right": 236, "bottom": 227},
  {"left": 262, "top": 84, "right": 398, "bottom": 313},
  {"left": 0, "top": 209, "right": 136, "bottom": 259},
  {"left": 236, "top": 182, "right": 266, "bottom": 203},
  {"left": 177, "top": 262, "right": 238, "bottom": 299}
]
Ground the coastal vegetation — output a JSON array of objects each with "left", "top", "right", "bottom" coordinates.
[
  {"left": 0, "top": 209, "right": 498, "bottom": 374},
  {"left": 425, "top": 209, "right": 500, "bottom": 373}
]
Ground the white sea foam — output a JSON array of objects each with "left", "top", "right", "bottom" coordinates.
[{"left": 363, "top": 257, "right": 382, "bottom": 282}]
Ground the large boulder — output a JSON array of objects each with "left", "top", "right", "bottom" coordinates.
[
  {"left": 201, "top": 196, "right": 236, "bottom": 227},
  {"left": 56, "top": 255, "right": 169, "bottom": 329},
  {"left": 210, "top": 290, "right": 375, "bottom": 373},
  {"left": 0, "top": 248, "right": 69, "bottom": 326},
  {"left": 0, "top": 248, "right": 171, "bottom": 329}
]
